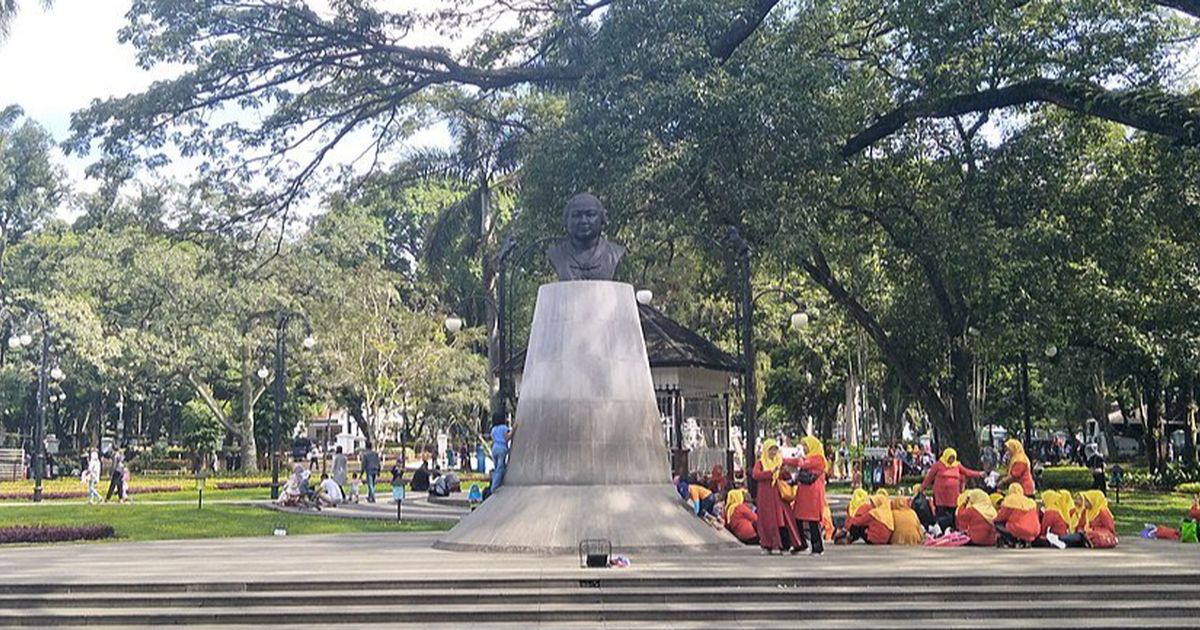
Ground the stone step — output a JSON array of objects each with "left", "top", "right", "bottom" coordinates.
[
  {"left": 0, "top": 572, "right": 1194, "bottom": 594},
  {"left": 32, "top": 622, "right": 1200, "bottom": 630},
  {"left": 0, "top": 582, "right": 1195, "bottom": 609},
  {"left": 1, "top": 599, "right": 1197, "bottom": 626}
]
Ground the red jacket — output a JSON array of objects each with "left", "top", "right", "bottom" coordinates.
[
  {"left": 996, "top": 506, "right": 1040, "bottom": 542},
  {"left": 726, "top": 503, "right": 758, "bottom": 543},
  {"left": 1040, "top": 510, "right": 1070, "bottom": 538},
  {"left": 846, "top": 504, "right": 892, "bottom": 545},
  {"left": 956, "top": 506, "right": 997, "bottom": 546},
  {"left": 1081, "top": 508, "right": 1117, "bottom": 536},
  {"left": 921, "top": 461, "right": 982, "bottom": 509},
  {"left": 1008, "top": 460, "right": 1035, "bottom": 495},
  {"left": 791, "top": 455, "right": 827, "bottom": 522}
]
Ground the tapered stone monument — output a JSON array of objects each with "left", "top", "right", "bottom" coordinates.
[{"left": 434, "top": 280, "right": 736, "bottom": 553}]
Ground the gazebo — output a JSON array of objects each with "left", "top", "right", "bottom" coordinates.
[{"left": 507, "top": 303, "right": 741, "bottom": 477}]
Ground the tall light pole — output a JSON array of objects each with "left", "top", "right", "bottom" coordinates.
[
  {"left": 4, "top": 308, "right": 58, "bottom": 503},
  {"left": 269, "top": 310, "right": 315, "bottom": 500}
]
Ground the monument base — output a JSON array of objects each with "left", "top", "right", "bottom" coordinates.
[{"left": 433, "top": 484, "right": 739, "bottom": 554}]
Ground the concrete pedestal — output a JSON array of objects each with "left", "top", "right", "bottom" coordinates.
[{"left": 435, "top": 281, "right": 735, "bottom": 554}]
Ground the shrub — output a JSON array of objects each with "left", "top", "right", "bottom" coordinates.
[
  {"left": 1176, "top": 482, "right": 1200, "bottom": 494},
  {"left": 214, "top": 480, "right": 270, "bottom": 490},
  {"left": 1038, "top": 466, "right": 1093, "bottom": 490},
  {"left": 0, "top": 524, "right": 116, "bottom": 544}
]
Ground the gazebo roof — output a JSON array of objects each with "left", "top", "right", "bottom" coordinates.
[{"left": 505, "top": 303, "right": 741, "bottom": 374}]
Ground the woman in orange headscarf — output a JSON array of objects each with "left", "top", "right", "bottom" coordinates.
[
  {"left": 750, "top": 439, "right": 803, "bottom": 553},
  {"left": 845, "top": 492, "right": 894, "bottom": 544},
  {"left": 915, "top": 448, "right": 983, "bottom": 527},
  {"left": 994, "top": 483, "right": 1040, "bottom": 547},
  {"left": 724, "top": 488, "right": 759, "bottom": 545},
  {"left": 955, "top": 489, "right": 998, "bottom": 546},
  {"left": 889, "top": 496, "right": 924, "bottom": 545},
  {"left": 1037, "top": 489, "right": 1073, "bottom": 548},
  {"left": 998, "top": 439, "right": 1036, "bottom": 495},
  {"left": 791, "top": 435, "right": 828, "bottom": 555}
]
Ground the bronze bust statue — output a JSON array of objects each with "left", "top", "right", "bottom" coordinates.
[{"left": 546, "top": 193, "right": 625, "bottom": 281}]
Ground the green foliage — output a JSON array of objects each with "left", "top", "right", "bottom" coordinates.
[
  {"left": 180, "top": 399, "right": 224, "bottom": 457},
  {"left": 1038, "top": 466, "right": 1095, "bottom": 491}
]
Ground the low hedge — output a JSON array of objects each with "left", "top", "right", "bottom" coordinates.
[
  {"left": 1038, "top": 466, "right": 1094, "bottom": 490},
  {"left": 0, "top": 485, "right": 183, "bottom": 501},
  {"left": 1175, "top": 482, "right": 1200, "bottom": 494},
  {"left": 0, "top": 524, "right": 115, "bottom": 544}
]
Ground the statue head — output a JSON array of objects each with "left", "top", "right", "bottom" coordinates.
[{"left": 562, "top": 193, "right": 606, "bottom": 246}]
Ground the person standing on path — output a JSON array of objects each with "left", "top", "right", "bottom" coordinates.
[
  {"left": 998, "top": 438, "right": 1036, "bottom": 496},
  {"left": 489, "top": 413, "right": 516, "bottom": 493},
  {"left": 791, "top": 435, "right": 827, "bottom": 555},
  {"left": 750, "top": 438, "right": 802, "bottom": 554},
  {"left": 915, "top": 448, "right": 983, "bottom": 529},
  {"left": 83, "top": 449, "right": 101, "bottom": 504},
  {"left": 331, "top": 446, "right": 349, "bottom": 495},
  {"left": 104, "top": 452, "right": 125, "bottom": 503},
  {"left": 360, "top": 443, "right": 381, "bottom": 503},
  {"left": 1084, "top": 443, "right": 1107, "bottom": 493}
]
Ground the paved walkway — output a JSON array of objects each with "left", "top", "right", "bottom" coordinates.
[
  {"left": 262, "top": 495, "right": 469, "bottom": 522},
  {"left": 0, "top": 531, "right": 1195, "bottom": 585}
]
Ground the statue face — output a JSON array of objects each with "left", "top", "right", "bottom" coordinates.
[{"left": 564, "top": 196, "right": 604, "bottom": 244}]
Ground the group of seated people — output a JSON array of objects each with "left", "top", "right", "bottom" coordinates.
[
  {"left": 275, "top": 463, "right": 345, "bottom": 509},
  {"left": 691, "top": 437, "right": 1125, "bottom": 552}
]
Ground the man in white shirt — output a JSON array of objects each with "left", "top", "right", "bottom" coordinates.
[{"left": 316, "top": 472, "right": 344, "bottom": 507}]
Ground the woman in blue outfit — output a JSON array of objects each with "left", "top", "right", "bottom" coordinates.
[{"left": 490, "top": 413, "right": 516, "bottom": 493}]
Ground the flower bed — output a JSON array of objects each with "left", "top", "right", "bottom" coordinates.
[
  {"left": 0, "top": 524, "right": 116, "bottom": 544},
  {"left": 0, "top": 485, "right": 183, "bottom": 501}
]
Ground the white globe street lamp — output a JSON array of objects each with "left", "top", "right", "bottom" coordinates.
[
  {"left": 18, "top": 333, "right": 32, "bottom": 347},
  {"left": 302, "top": 335, "right": 317, "bottom": 350},
  {"left": 257, "top": 366, "right": 269, "bottom": 380},
  {"left": 49, "top": 367, "right": 64, "bottom": 381},
  {"left": 444, "top": 315, "right": 464, "bottom": 333},
  {"left": 635, "top": 289, "right": 654, "bottom": 305},
  {"left": 790, "top": 311, "right": 810, "bottom": 330},
  {"left": 1045, "top": 344, "right": 1058, "bottom": 358}
]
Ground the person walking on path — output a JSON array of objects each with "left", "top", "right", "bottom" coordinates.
[
  {"left": 490, "top": 413, "right": 516, "bottom": 493},
  {"left": 83, "top": 449, "right": 101, "bottom": 504},
  {"left": 791, "top": 435, "right": 827, "bottom": 555},
  {"left": 750, "top": 438, "right": 803, "bottom": 554},
  {"left": 360, "top": 443, "right": 381, "bottom": 503},
  {"left": 104, "top": 452, "right": 125, "bottom": 503},
  {"left": 1085, "top": 443, "right": 1107, "bottom": 493},
  {"left": 331, "top": 446, "right": 349, "bottom": 495}
]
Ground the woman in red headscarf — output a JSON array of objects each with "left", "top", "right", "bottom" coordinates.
[
  {"left": 751, "top": 439, "right": 803, "bottom": 553},
  {"left": 709, "top": 464, "right": 728, "bottom": 494}
]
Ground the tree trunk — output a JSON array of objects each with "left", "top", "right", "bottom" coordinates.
[
  {"left": 1142, "top": 371, "right": 1163, "bottom": 474},
  {"left": 1187, "top": 375, "right": 1198, "bottom": 466},
  {"left": 238, "top": 343, "right": 260, "bottom": 473}
]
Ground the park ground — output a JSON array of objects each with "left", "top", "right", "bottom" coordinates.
[{"left": 0, "top": 471, "right": 1191, "bottom": 545}]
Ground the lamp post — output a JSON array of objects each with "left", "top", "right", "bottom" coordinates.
[
  {"left": 269, "top": 310, "right": 315, "bottom": 500},
  {"left": 3, "top": 308, "right": 57, "bottom": 503}
]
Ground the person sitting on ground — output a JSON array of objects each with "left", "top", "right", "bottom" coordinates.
[
  {"left": 389, "top": 456, "right": 405, "bottom": 488},
  {"left": 889, "top": 496, "right": 924, "bottom": 545},
  {"left": 275, "top": 463, "right": 307, "bottom": 507},
  {"left": 467, "top": 483, "right": 483, "bottom": 510},
  {"left": 998, "top": 438, "right": 1036, "bottom": 496},
  {"left": 994, "top": 483, "right": 1040, "bottom": 548},
  {"left": 724, "top": 488, "right": 759, "bottom": 545},
  {"left": 914, "top": 448, "right": 983, "bottom": 531},
  {"left": 348, "top": 472, "right": 362, "bottom": 504},
  {"left": 955, "top": 489, "right": 998, "bottom": 546},
  {"left": 1038, "top": 489, "right": 1074, "bottom": 548},
  {"left": 410, "top": 461, "right": 431, "bottom": 492},
  {"left": 316, "top": 472, "right": 344, "bottom": 507},
  {"left": 845, "top": 492, "right": 894, "bottom": 545},
  {"left": 1058, "top": 490, "right": 1118, "bottom": 549},
  {"left": 430, "top": 470, "right": 460, "bottom": 497},
  {"left": 709, "top": 464, "right": 728, "bottom": 494},
  {"left": 682, "top": 481, "right": 717, "bottom": 518}
]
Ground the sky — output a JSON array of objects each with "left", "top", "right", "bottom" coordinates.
[{"left": 0, "top": 0, "right": 454, "bottom": 219}]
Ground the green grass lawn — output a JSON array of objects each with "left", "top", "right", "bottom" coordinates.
[
  {"left": 1109, "top": 490, "right": 1194, "bottom": 536},
  {"left": 0, "top": 502, "right": 450, "bottom": 543}
]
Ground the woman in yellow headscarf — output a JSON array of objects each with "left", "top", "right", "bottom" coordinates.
[
  {"left": 750, "top": 438, "right": 802, "bottom": 553},
  {"left": 994, "top": 483, "right": 1040, "bottom": 547},
  {"left": 998, "top": 438, "right": 1035, "bottom": 495},
  {"left": 724, "top": 488, "right": 759, "bottom": 545},
  {"left": 955, "top": 489, "right": 998, "bottom": 546},
  {"left": 845, "top": 492, "right": 894, "bottom": 544},
  {"left": 790, "top": 435, "right": 828, "bottom": 555},
  {"left": 1036, "top": 490, "right": 1073, "bottom": 548},
  {"left": 889, "top": 495, "right": 924, "bottom": 545},
  {"left": 914, "top": 447, "right": 983, "bottom": 525},
  {"left": 1069, "top": 489, "right": 1118, "bottom": 548}
]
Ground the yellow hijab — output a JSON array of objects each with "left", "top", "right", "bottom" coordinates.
[
  {"left": 938, "top": 448, "right": 958, "bottom": 467},
  {"left": 1001, "top": 483, "right": 1036, "bottom": 511},
  {"left": 760, "top": 438, "right": 782, "bottom": 472},
  {"left": 848, "top": 488, "right": 870, "bottom": 516},
  {"left": 725, "top": 489, "right": 745, "bottom": 522},
  {"left": 1005, "top": 438, "right": 1029, "bottom": 467},
  {"left": 800, "top": 435, "right": 824, "bottom": 461},
  {"left": 1081, "top": 490, "right": 1109, "bottom": 526},
  {"left": 959, "top": 489, "right": 998, "bottom": 523},
  {"left": 1041, "top": 490, "right": 1071, "bottom": 524},
  {"left": 868, "top": 493, "right": 895, "bottom": 531}
]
